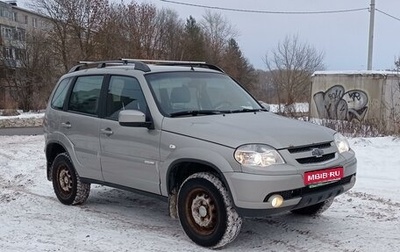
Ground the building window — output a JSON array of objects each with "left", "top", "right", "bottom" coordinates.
[
  {"left": 12, "top": 12, "right": 17, "bottom": 21},
  {"left": 15, "top": 48, "right": 24, "bottom": 60},
  {"left": 4, "top": 48, "right": 11, "bottom": 59},
  {"left": 24, "top": 15, "right": 28, "bottom": 24},
  {"left": 3, "top": 47, "right": 15, "bottom": 59},
  {"left": 32, "top": 18, "right": 37, "bottom": 28},
  {"left": 15, "top": 28, "right": 25, "bottom": 41},
  {"left": 1, "top": 27, "right": 14, "bottom": 39}
]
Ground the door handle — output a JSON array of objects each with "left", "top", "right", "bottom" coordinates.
[
  {"left": 100, "top": 128, "right": 114, "bottom": 136},
  {"left": 61, "top": 122, "right": 71, "bottom": 128}
]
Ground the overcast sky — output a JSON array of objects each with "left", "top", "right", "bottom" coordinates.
[{"left": 20, "top": 0, "right": 400, "bottom": 71}]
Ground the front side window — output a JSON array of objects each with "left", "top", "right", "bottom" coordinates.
[
  {"left": 68, "top": 75, "right": 103, "bottom": 115},
  {"left": 105, "top": 76, "right": 147, "bottom": 120},
  {"left": 146, "top": 72, "right": 261, "bottom": 116},
  {"left": 51, "top": 78, "right": 71, "bottom": 110}
]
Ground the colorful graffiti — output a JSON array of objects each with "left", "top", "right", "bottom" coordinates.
[{"left": 313, "top": 85, "right": 368, "bottom": 121}]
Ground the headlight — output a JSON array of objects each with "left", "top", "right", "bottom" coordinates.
[
  {"left": 234, "top": 144, "right": 285, "bottom": 167},
  {"left": 334, "top": 133, "right": 350, "bottom": 153}
]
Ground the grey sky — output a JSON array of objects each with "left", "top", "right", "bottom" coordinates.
[
  {"left": 21, "top": 0, "right": 400, "bottom": 71},
  {"left": 147, "top": 0, "right": 400, "bottom": 71}
]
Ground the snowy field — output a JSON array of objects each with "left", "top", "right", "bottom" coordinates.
[{"left": 0, "top": 134, "right": 399, "bottom": 252}]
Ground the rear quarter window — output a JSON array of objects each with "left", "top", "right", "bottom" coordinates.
[
  {"left": 68, "top": 75, "right": 103, "bottom": 115},
  {"left": 51, "top": 78, "right": 71, "bottom": 110}
]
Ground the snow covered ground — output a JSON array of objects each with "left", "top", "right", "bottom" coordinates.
[
  {"left": 0, "top": 111, "right": 45, "bottom": 120},
  {"left": 0, "top": 134, "right": 399, "bottom": 251},
  {"left": 268, "top": 103, "right": 309, "bottom": 114},
  {"left": 0, "top": 111, "right": 45, "bottom": 128}
]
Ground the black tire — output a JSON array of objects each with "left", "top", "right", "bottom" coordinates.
[
  {"left": 177, "top": 172, "right": 242, "bottom": 248},
  {"left": 291, "top": 198, "right": 334, "bottom": 215},
  {"left": 52, "top": 153, "right": 90, "bottom": 205}
]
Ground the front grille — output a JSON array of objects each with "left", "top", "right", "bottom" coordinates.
[
  {"left": 285, "top": 141, "right": 336, "bottom": 164},
  {"left": 288, "top": 142, "right": 332, "bottom": 154},
  {"left": 296, "top": 153, "right": 336, "bottom": 164},
  {"left": 264, "top": 175, "right": 354, "bottom": 201}
]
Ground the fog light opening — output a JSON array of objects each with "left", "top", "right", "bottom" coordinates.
[{"left": 269, "top": 194, "right": 284, "bottom": 208}]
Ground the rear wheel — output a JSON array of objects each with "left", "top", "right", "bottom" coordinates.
[
  {"left": 291, "top": 198, "right": 334, "bottom": 215},
  {"left": 177, "top": 172, "right": 242, "bottom": 248},
  {"left": 52, "top": 153, "right": 90, "bottom": 205}
]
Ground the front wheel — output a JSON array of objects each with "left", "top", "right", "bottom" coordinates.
[
  {"left": 52, "top": 153, "right": 90, "bottom": 205},
  {"left": 291, "top": 198, "right": 334, "bottom": 215},
  {"left": 177, "top": 172, "right": 242, "bottom": 248}
]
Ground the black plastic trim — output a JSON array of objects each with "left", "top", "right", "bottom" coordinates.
[
  {"left": 68, "top": 60, "right": 151, "bottom": 73},
  {"left": 166, "top": 158, "right": 235, "bottom": 206},
  {"left": 80, "top": 178, "right": 168, "bottom": 202}
]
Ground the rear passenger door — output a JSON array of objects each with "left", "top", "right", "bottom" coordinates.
[
  {"left": 59, "top": 75, "right": 104, "bottom": 181},
  {"left": 99, "top": 75, "right": 160, "bottom": 194}
]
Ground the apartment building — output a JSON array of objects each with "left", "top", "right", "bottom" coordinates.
[{"left": 0, "top": 0, "right": 48, "bottom": 109}]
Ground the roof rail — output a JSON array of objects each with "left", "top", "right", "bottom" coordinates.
[
  {"left": 68, "top": 59, "right": 151, "bottom": 73},
  {"left": 120, "top": 58, "right": 224, "bottom": 73},
  {"left": 68, "top": 59, "right": 224, "bottom": 73}
]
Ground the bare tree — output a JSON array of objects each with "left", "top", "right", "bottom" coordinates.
[
  {"left": 34, "top": 0, "right": 109, "bottom": 71},
  {"left": 0, "top": 0, "right": 260, "bottom": 112},
  {"left": 152, "top": 8, "right": 184, "bottom": 60},
  {"left": 201, "top": 10, "right": 237, "bottom": 65},
  {"left": 264, "top": 35, "right": 325, "bottom": 115},
  {"left": 253, "top": 70, "right": 278, "bottom": 103},
  {"left": 199, "top": 12, "right": 259, "bottom": 94},
  {"left": 94, "top": 2, "right": 125, "bottom": 59},
  {"left": 1, "top": 30, "right": 58, "bottom": 111}
]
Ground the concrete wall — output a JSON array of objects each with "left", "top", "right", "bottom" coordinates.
[{"left": 310, "top": 71, "right": 400, "bottom": 130}]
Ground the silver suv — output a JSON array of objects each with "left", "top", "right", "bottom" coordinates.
[{"left": 44, "top": 59, "right": 357, "bottom": 248}]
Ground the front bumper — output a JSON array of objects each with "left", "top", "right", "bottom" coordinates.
[{"left": 224, "top": 156, "right": 357, "bottom": 217}]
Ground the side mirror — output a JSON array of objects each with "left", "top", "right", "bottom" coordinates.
[
  {"left": 118, "top": 110, "right": 153, "bottom": 128},
  {"left": 259, "top": 101, "right": 270, "bottom": 112}
]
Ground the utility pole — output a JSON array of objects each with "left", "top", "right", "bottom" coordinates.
[{"left": 367, "top": 0, "right": 375, "bottom": 70}]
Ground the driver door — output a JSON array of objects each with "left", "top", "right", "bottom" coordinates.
[{"left": 99, "top": 75, "right": 160, "bottom": 194}]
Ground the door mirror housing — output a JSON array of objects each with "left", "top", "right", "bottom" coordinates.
[{"left": 118, "top": 110, "right": 153, "bottom": 128}]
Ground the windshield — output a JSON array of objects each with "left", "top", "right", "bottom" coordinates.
[{"left": 146, "top": 72, "right": 262, "bottom": 117}]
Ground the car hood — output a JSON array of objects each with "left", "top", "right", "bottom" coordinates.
[{"left": 161, "top": 112, "right": 335, "bottom": 149}]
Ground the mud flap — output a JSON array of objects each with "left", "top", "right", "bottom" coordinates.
[{"left": 168, "top": 188, "right": 178, "bottom": 219}]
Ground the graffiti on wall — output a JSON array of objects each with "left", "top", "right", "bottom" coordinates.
[{"left": 313, "top": 85, "right": 368, "bottom": 121}]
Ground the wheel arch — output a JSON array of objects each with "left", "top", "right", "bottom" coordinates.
[
  {"left": 45, "top": 141, "right": 67, "bottom": 181},
  {"left": 166, "top": 159, "right": 233, "bottom": 201}
]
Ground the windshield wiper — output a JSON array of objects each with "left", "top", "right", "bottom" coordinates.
[
  {"left": 221, "top": 108, "right": 267, "bottom": 114},
  {"left": 170, "top": 110, "right": 221, "bottom": 117}
]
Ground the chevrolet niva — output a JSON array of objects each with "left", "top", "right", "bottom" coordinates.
[{"left": 44, "top": 59, "right": 356, "bottom": 248}]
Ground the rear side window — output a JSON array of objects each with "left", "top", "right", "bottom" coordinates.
[
  {"left": 51, "top": 78, "right": 71, "bottom": 110},
  {"left": 68, "top": 75, "right": 103, "bottom": 115}
]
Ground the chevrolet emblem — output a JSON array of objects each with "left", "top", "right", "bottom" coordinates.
[{"left": 311, "top": 148, "right": 324, "bottom": 158}]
